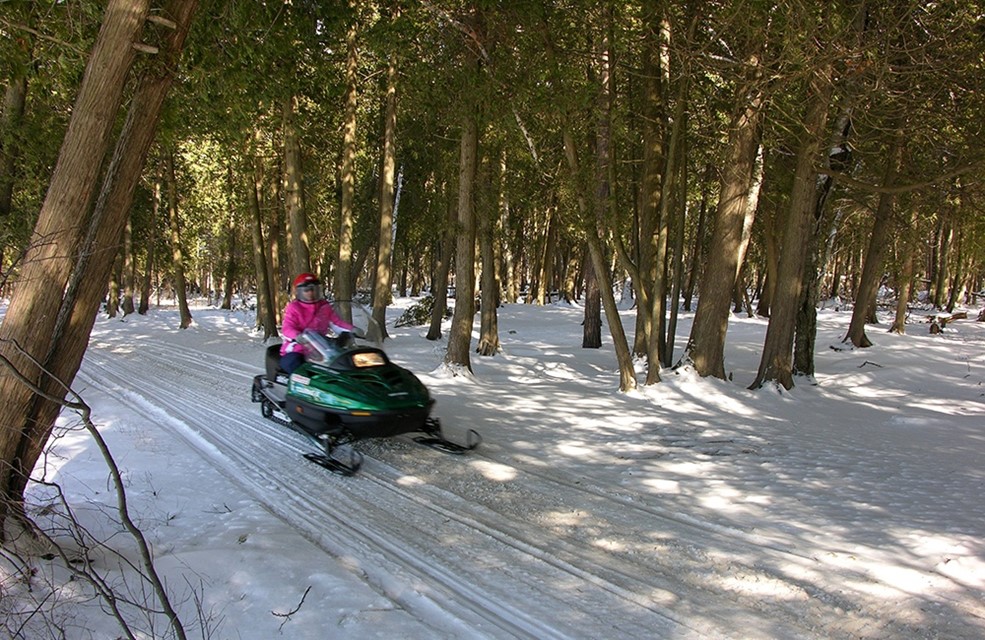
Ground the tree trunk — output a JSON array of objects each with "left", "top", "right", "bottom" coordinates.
[
  {"left": 427, "top": 190, "right": 455, "bottom": 341},
  {"left": 1, "top": 71, "right": 29, "bottom": 271},
  {"left": 249, "top": 154, "right": 278, "bottom": 339},
  {"left": 221, "top": 166, "right": 237, "bottom": 310},
  {"left": 121, "top": 216, "right": 136, "bottom": 315},
  {"left": 647, "top": 38, "right": 691, "bottom": 379},
  {"left": 371, "top": 56, "right": 398, "bottom": 342},
  {"left": 139, "top": 174, "right": 161, "bottom": 315},
  {"left": 166, "top": 150, "right": 193, "bottom": 329},
  {"left": 282, "top": 95, "right": 309, "bottom": 278},
  {"left": 0, "top": 0, "right": 151, "bottom": 533},
  {"left": 751, "top": 65, "right": 832, "bottom": 390},
  {"left": 0, "top": 0, "right": 198, "bottom": 532},
  {"left": 889, "top": 210, "right": 918, "bottom": 334},
  {"left": 444, "top": 111, "right": 478, "bottom": 371},
  {"left": 476, "top": 158, "right": 500, "bottom": 357},
  {"left": 665, "top": 115, "right": 688, "bottom": 367},
  {"left": 793, "top": 109, "right": 852, "bottom": 376},
  {"left": 562, "top": 47, "right": 636, "bottom": 391},
  {"left": 932, "top": 216, "right": 952, "bottom": 309},
  {"left": 635, "top": 0, "right": 667, "bottom": 362},
  {"left": 106, "top": 251, "right": 122, "bottom": 317},
  {"left": 844, "top": 137, "right": 903, "bottom": 348},
  {"left": 582, "top": 257, "right": 602, "bottom": 348},
  {"left": 335, "top": 18, "right": 359, "bottom": 323},
  {"left": 756, "top": 200, "right": 780, "bottom": 317},
  {"left": 682, "top": 164, "right": 712, "bottom": 311},
  {"left": 266, "top": 161, "right": 283, "bottom": 320},
  {"left": 683, "top": 47, "right": 765, "bottom": 378},
  {"left": 498, "top": 154, "right": 518, "bottom": 304}
]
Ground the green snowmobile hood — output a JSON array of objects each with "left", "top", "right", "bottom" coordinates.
[{"left": 287, "top": 348, "right": 432, "bottom": 414}]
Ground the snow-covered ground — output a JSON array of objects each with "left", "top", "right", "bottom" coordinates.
[{"left": 10, "top": 297, "right": 985, "bottom": 639}]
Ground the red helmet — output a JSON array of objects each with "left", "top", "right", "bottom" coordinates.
[
  {"left": 293, "top": 272, "right": 318, "bottom": 288},
  {"left": 292, "top": 272, "right": 322, "bottom": 301}
]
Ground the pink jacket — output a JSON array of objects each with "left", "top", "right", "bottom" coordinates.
[{"left": 280, "top": 299, "right": 355, "bottom": 356}]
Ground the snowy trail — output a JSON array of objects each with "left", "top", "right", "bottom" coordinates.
[
  {"left": 80, "top": 337, "right": 719, "bottom": 639},
  {"left": 69, "top": 305, "right": 985, "bottom": 640},
  {"left": 79, "top": 333, "right": 820, "bottom": 639}
]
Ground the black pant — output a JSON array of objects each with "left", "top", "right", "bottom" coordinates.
[{"left": 280, "top": 352, "right": 305, "bottom": 374}]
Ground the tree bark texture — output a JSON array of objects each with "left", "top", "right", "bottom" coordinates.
[
  {"left": 249, "top": 155, "right": 278, "bottom": 339},
  {"left": 166, "top": 151, "right": 193, "bottom": 329},
  {"left": 1, "top": 74, "right": 28, "bottom": 265},
  {"left": 844, "top": 137, "right": 903, "bottom": 347},
  {"left": 282, "top": 95, "right": 309, "bottom": 279},
  {"left": 335, "top": 18, "right": 359, "bottom": 322},
  {"left": 221, "top": 166, "right": 237, "bottom": 310},
  {"left": 427, "top": 192, "right": 456, "bottom": 341},
  {"left": 683, "top": 49, "right": 765, "bottom": 378},
  {"left": 371, "top": 56, "right": 398, "bottom": 341},
  {"left": 0, "top": 0, "right": 201, "bottom": 528},
  {"left": 444, "top": 112, "right": 478, "bottom": 371},
  {"left": 751, "top": 66, "right": 832, "bottom": 390},
  {"left": 476, "top": 161, "right": 500, "bottom": 356}
]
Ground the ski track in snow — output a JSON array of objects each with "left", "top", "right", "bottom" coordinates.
[
  {"left": 80, "top": 338, "right": 725, "bottom": 639},
  {"left": 75, "top": 321, "right": 985, "bottom": 640}
]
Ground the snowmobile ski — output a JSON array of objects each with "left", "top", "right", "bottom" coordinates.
[
  {"left": 303, "top": 448, "right": 364, "bottom": 476},
  {"left": 413, "top": 421, "right": 482, "bottom": 454}
]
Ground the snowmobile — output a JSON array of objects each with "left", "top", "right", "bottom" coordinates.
[{"left": 251, "top": 324, "right": 480, "bottom": 476}]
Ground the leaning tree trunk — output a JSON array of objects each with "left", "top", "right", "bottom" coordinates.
[
  {"left": 166, "top": 150, "right": 193, "bottom": 329},
  {"left": 371, "top": 55, "right": 398, "bottom": 342},
  {"left": 844, "top": 136, "right": 903, "bottom": 348},
  {"left": 562, "top": 110, "right": 635, "bottom": 390},
  {"left": 683, "top": 47, "right": 765, "bottom": 379},
  {"left": 1, "top": 0, "right": 198, "bottom": 532},
  {"left": 444, "top": 111, "right": 478, "bottom": 372},
  {"left": 0, "top": 0, "right": 150, "bottom": 534},
  {"left": 751, "top": 64, "right": 832, "bottom": 391}
]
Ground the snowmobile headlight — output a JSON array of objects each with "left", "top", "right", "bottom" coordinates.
[{"left": 352, "top": 352, "right": 385, "bottom": 368}]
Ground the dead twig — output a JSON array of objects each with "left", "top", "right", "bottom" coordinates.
[{"left": 273, "top": 585, "right": 312, "bottom": 631}]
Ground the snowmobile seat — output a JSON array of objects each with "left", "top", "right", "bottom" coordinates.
[{"left": 265, "top": 343, "right": 285, "bottom": 381}]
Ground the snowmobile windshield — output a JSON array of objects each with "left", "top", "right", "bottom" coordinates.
[
  {"left": 295, "top": 328, "right": 388, "bottom": 369},
  {"left": 296, "top": 329, "right": 347, "bottom": 364}
]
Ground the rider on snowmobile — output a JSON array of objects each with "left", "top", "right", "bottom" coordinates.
[{"left": 280, "top": 273, "right": 355, "bottom": 373}]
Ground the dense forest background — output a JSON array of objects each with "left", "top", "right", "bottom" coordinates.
[{"left": 1, "top": 1, "right": 983, "bottom": 523}]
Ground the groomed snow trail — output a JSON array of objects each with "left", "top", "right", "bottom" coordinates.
[{"left": 75, "top": 309, "right": 985, "bottom": 640}]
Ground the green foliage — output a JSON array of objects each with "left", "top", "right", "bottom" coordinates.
[{"left": 394, "top": 294, "right": 450, "bottom": 327}]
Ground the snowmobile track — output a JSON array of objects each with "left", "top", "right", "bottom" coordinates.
[
  {"left": 77, "top": 334, "right": 963, "bottom": 639},
  {"left": 81, "top": 349, "right": 717, "bottom": 639}
]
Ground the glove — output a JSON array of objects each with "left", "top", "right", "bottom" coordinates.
[{"left": 336, "top": 331, "right": 355, "bottom": 348}]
